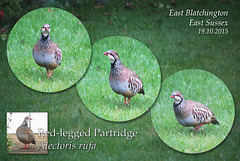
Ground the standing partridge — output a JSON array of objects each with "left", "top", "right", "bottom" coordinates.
[
  {"left": 103, "top": 50, "right": 145, "bottom": 105},
  {"left": 16, "top": 116, "right": 36, "bottom": 149},
  {"left": 170, "top": 91, "right": 219, "bottom": 133},
  {"left": 33, "top": 24, "right": 62, "bottom": 79}
]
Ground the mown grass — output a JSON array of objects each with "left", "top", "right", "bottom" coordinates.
[
  {"left": 1, "top": 0, "right": 240, "bottom": 161},
  {"left": 151, "top": 69, "right": 235, "bottom": 153},
  {"left": 77, "top": 36, "right": 161, "bottom": 122},
  {"left": 7, "top": 7, "right": 91, "bottom": 92}
]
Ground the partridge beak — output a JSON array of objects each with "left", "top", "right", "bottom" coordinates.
[
  {"left": 170, "top": 95, "right": 174, "bottom": 98},
  {"left": 30, "top": 118, "right": 33, "bottom": 120},
  {"left": 103, "top": 52, "right": 108, "bottom": 56}
]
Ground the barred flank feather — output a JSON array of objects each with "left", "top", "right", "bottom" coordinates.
[
  {"left": 192, "top": 107, "right": 212, "bottom": 123},
  {"left": 55, "top": 47, "right": 62, "bottom": 65},
  {"left": 128, "top": 77, "right": 142, "bottom": 94}
]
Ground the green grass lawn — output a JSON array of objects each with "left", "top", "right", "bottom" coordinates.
[
  {"left": 151, "top": 69, "right": 235, "bottom": 153},
  {"left": 7, "top": 7, "right": 91, "bottom": 92},
  {"left": 77, "top": 36, "right": 161, "bottom": 122},
  {"left": 1, "top": 0, "right": 240, "bottom": 160}
]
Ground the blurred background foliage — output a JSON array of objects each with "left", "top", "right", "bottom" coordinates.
[
  {"left": 0, "top": 0, "right": 239, "bottom": 160},
  {"left": 0, "top": 0, "right": 237, "bottom": 40}
]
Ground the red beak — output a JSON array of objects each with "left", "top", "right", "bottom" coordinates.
[
  {"left": 170, "top": 95, "right": 174, "bottom": 98},
  {"left": 103, "top": 52, "right": 108, "bottom": 56},
  {"left": 30, "top": 118, "right": 33, "bottom": 120}
]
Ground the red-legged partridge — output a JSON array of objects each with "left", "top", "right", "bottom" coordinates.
[
  {"left": 170, "top": 91, "right": 219, "bottom": 133},
  {"left": 16, "top": 116, "right": 36, "bottom": 149},
  {"left": 103, "top": 50, "right": 145, "bottom": 105},
  {"left": 33, "top": 24, "right": 62, "bottom": 79}
]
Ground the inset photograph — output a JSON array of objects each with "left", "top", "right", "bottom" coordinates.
[
  {"left": 151, "top": 69, "right": 235, "bottom": 153},
  {"left": 7, "top": 112, "right": 48, "bottom": 154},
  {"left": 7, "top": 7, "right": 91, "bottom": 92},
  {"left": 77, "top": 36, "right": 161, "bottom": 122}
]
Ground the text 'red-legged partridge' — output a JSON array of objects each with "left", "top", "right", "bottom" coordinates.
[
  {"left": 103, "top": 50, "right": 145, "bottom": 105},
  {"left": 16, "top": 116, "right": 36, "bottom": 149},
  {"left": 33, "top": 24, "right": 62, "bottom": 79},
  {"left": 170, "top": 91, "right": 219, "bottom": 133}
]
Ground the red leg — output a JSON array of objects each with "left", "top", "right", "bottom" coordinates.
[
  {"left": 124, "top": 97, "right": 127, "bottom": 105},
  {"left": 47, "top": 69, "right": 50, "bottom": 79},
  {"left": 193, "top": 124, "right": 205, "bottom": 133},
  {"left": 50, "top": 69, "right": 54, "bottom": 77},
  {"left": 127, "top": 97, "right": 131, "bottom": 104},
  {"left": 26, "top": 143, "right": 30, "bottom": 149},
  {"left": 23, "top": 144, "right": 27, "bottom": 149}
]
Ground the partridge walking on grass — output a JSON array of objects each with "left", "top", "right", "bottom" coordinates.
[
  {"left": 16, "top": 116, "right": 36, "bottom": 149},
  {"left": 33, "top": 24, "right": 62, "bottom": 79},
  {"left": 103, "top": 50, "right": 145, "bottom": 105},
  {"left": 170, "top": 91, "right": 219, "bottom": 133}
]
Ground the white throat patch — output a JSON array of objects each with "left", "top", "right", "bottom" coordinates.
[
  {"left": 108, "top": 55, "right": 115, "bottom": 63},
  {"left": 41, "top": 28, "right": 50, "bottom": 37},
  {"left": 174, "top": 96, "right": 182, "bottom": 104}
]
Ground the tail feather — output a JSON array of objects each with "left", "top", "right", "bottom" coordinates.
[
  {"left": 139, "top": 88, "right": 145, "bottom": 95},
  {"left": 211, "top": 116, "right": 220, "bottom": 125}
]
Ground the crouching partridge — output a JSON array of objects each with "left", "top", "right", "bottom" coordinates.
[
  {"left": 103, "top": 50, "right": 145, "bottom": 105},
  {"left": 170, "top": 91, "right": 219, "bottom": 133},
  {"left": 16, "top": 116, "right": 36, "bottom": 149},
  {"left": 33, "top": 24, "right": 62, "bottom": 79}
]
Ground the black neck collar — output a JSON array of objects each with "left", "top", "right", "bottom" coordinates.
[
  {"left": 111, "top": 59, "right": 117, "bottom": 68},
  {"left": 174, "top": 99, "right": 183, "bottom": 106},
  {"left": 41, "top": 34, "right": 49, "bottom": 41}
]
